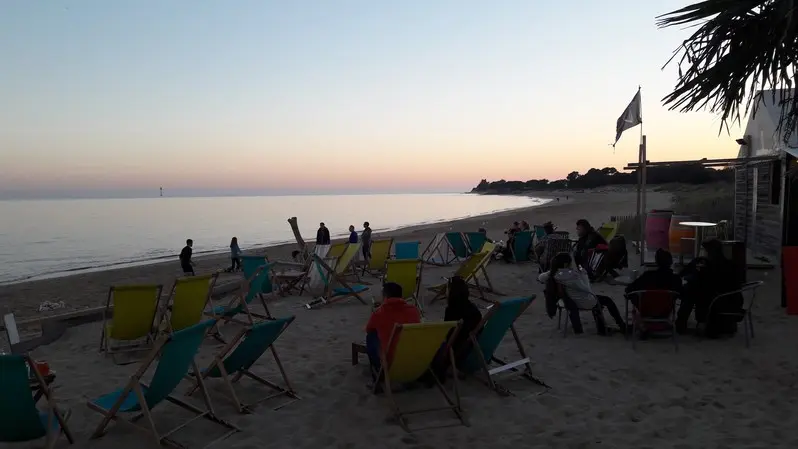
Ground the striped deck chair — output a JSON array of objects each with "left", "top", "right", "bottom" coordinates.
[
  {"left": 394, "top": 241, "right": 421, "bottom": 260},
  {"left": 428, "top": 242, "right": 499, "bottom": 302},
  {"left": 304, "top": 252, "right": 370, "bottom": 308},
  {"left": 164, "top": 274, "right": 218, "bottom": 332},
  {"left": 189, "top": 317, "right": 299, "bottom": 413},
  {"left": 87, "top": 320, "right": 238, "bottom": 448},
  {"left": 458, "top": 297, "right": 549, "bottom": 396},
  {"left": 510, "top": 230, "right": 534, "bottom": 263},
  {"left": 376, "top": 321, "right": 467, "bottom": 432},
  {"left": 362, "top": 237, "right": 394, "bottom": 276},
  {"left": 0, "top": 354, "right": 74, "bottom": 449},
  {"left": 464, "top": 232, "right": 488, "bottom": 253},
  {"left": 100, "top": 284, "right": 164, "bottom": 363},
  {"left": 383, "top": 259, "right": 423, "bottom": 314}
]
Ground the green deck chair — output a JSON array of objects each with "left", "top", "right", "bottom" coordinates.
[
  {"left": 510, "top": 230, "right": 534, "bottom": 263},
  {"left": 87, "top": 320, "right": 238, "bottom": 448},
  {"left": 210, "top": 261, "right": 273, "bottom": 326},
  {"left": 394, "top": 241, "right": 421, "bottom": 260},
  {"left": 445, "top": 232, "right": 470, "bottom": 259},
  {"left": 189, "top": 317, "right": 299, "bottom": 413},
  {"left": 464, "top": 232, "right": 488, "bottom": 253},
  {"left": 0, "top": 354, "right": 74, "bottom": 449},
  {"left": 459, "top": 296, "right": 549, "bottom": 396}
]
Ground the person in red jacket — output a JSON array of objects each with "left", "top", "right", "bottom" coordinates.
[{"left": 365, "top": 282, "right": 421, "bottom": 380}]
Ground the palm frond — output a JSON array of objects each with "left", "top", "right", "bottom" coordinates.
[{"left": 658, "top": 0, "right": 798, "bottom": 143}]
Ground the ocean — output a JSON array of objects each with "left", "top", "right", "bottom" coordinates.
[{"left": 0, "top": 193, "right": 547, "bottom": 284}]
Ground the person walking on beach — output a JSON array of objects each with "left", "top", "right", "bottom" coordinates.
[
  {"left": 316, "top": 222, "right": 331, "bottom": 245},
  {"left": 348, "top": 225, "right": 358, "bottom": 243},
  {"left": 229, "top": 237, "right": 242, "bottom": 272},
  {"left": 180, "top": 239, "right": 195, "bottom": 276},
  {"left": 361, "top": 222, "right": 373, "bottom": 260}
]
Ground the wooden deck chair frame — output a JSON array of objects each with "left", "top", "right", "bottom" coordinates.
[
  {"left": 2, "top": 353, "right": 75, "bottom": 448},
  {"left": 421, "top": 233, "right": 461, "bottom": 266},
  {"left": 429, "top": 248, "right": 500, "bottom": 303},
  {"left": 276, "top": 244, "right": 331, "bottom": 296},
  {"left": 382, "top": 259, "right": 424, "bottom": 315},
  {"left": 375, "top": 322, "right": 468, "bottom": 432},
  {"left": 362, "top": 237, "right": 394, "bottom": 277},
  {"left": 99, "top": 284, "right": 164, "bottom": 363},
  {"left": 187, "top": 317, "right": 299, "bottom": 413},
  {"left": 87, "top": 326, "right": 238, "bottom": 448},
  {"left": 206, "top": 265, "right": 274, "bottom": 343},
  {"left": 460, "top": 298, "right": 549, "bottom": 396},
  {"left": 308, "top": 254, "right": 369, "bottom": 307},
  {"left": 162, "top": 274, "right": 219, "bottom": 333}
]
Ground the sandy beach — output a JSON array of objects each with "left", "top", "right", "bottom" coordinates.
[{"left": 2, "top": 190, "right": 798, "bottom": 448}]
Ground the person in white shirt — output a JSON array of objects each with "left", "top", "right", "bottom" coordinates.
[{"left": 539, "top": 252, "right": 627, "bottom": 335}]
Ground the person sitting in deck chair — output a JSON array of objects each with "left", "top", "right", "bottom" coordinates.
[
  {"left": 534, "top": 222, "right": 562, "bottom": 262},
  {"left": 365, "top": 282, "right": 421, "bottom": 385},
  {"left": 574, "top": 219, "right": 607, "bottom": 268}
]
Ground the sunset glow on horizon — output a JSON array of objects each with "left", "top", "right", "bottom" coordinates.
[{"left": 1, "top": 1, "right": 744, "bottom": 198}]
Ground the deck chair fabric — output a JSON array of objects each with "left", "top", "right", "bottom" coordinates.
[
  {"left": 394, "top": 241, "right": 421, "bottom": 260},
  {"left": 383, "top": 259, "right": 423, "bottom": 312},
  {"left": 274, "top": 244, "right": 330, "bottom": 295},
  {"left": 327, "top": 242, "right": 347, "bottom": 259},
  {"left": 0, "top": 354, "right": 74, "bottom": 448},
  {"left": 464, "top": 232, "right": 488, "bottom": 254},
  {"left": 422, "top": 233, "right": 459, "bottom": 266},
  {"left": 458, "top": 297, "right": 548, "bottom": 395},
  {"left": 100, "top": 284, "right": 164, "bottom": 360},
  {"left": 597, "top": 222, "right": 619, "bottom": 241},
  {"left": 190, "top": 317, "right": 298, "bottom": 413},
  {"left": 87, "top": 320, "right": 238, "bottom": 448},
  {"left": 211, "top": 261, "right": 273, "bottom": 324},
  {"left": 336, "top": 242, "right": 363, "bottom": 281},
  {"left": 241, "top": 255, "right": 275, "bottom": 294},
  {"left": 167, "top": 274, "right": 217, "bottom": 332},
  {"left": 305, "top": 254, "right": 370, "bottom": 308},
  {"left": 363, "top": 238, "right": 393, "bottom": 275},
  {"left": 446, "top": 232, "right": 470, "bottom": 259},
  {"left": 510, "top": 231, "right": 534, "bottom": 263},
  {"left": 377, "top": 321, "right": 467, "bottom": 432},
  {"left": 429, "top": 243, "right": 498, "bottom": 302},
  {"left": 625, "top": 290, "right": 679, "bottom": 351}
]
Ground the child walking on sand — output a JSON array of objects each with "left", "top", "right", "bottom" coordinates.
[
  {"left": 180, "top": 239, "right": 195, "bottom": 276},
  {"left": 230, "top": 237, "right": 242, "bottom": 272}
]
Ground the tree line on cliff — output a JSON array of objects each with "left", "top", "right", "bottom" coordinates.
[{"left": 471, "top": 165, "right": 733, "bottom": 193}]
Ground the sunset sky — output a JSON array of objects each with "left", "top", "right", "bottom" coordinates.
[{"left": 0, "top": 1, "right": 744, "bottom": 198}]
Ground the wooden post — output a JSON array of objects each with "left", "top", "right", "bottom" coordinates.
[{"left": 638, "top": 136, "right": 647, "bottom": 267}]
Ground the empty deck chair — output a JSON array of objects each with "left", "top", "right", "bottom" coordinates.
[
  {"left": 87, "top": 320, "right": 238, "bottom": 448},
  {"left": 510, "top": 230, "right": 534, "bottom": 263},
  {"left": 375, "top": 321, "right": 467, "bottom": 432},
  {"left": 0, "top": 354, "right": 74, "bottom": 449},
  {"left": 100, "top": 284, "right": 164, "bottom": 363},
  {"left": 458, "top": 297, "right": 549, "bottom": 396},
  {"left": 394, "top": 241, "right": 421, "bottom": 260},
  {"left": 207, "top": 264, "right": 273, "bottom": 342},
  {"left": 422, "top": 233, "right": 466, "bottom": 266},
  {"left": 327, "top": 242, "right": 347, "bottom": 259},
  {"left": 428, "top": 243, "right": 499, "bottom": 302},
  {"left": 362, "top": 237, "right": 394, "bottom": 276},
  {"left": 304, "top": 253, "right": 370, "bottom": 308},
  {"left": 165, "top": 274, "right": 218, "bottom": 332},
  {"left": 189, "top": 317, "right": 299, "bottom": 413},
  {"left": 464, "top": 232, "right": 488, "bottom": 253},
  {"left": 383, "top": 259, "right": 423, "bottom": 313}
]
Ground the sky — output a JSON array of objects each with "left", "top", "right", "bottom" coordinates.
[{"left": 0, "top": 1, "right": 746, "bottom": 199}]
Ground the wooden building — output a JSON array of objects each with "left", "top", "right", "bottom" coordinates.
[{"left": 734, "top": 90, "right": 798, "bottom": 259}]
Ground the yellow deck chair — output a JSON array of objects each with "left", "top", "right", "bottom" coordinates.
[
  {"left": 334, "top": 242, "right": 363, "bottom": 282},
  {"left": 100, "top": 284, "right": 163, "bottom": 363},
  {"left": 304, "top": 250, "right": 370, "bottom": 308},
  {"left": 327, "top": 242, "right": 347, "bottom": 259},
  {"left": 362, "top": 237, "right": 394, "bottom": 276},
  {"left": 165, "top": 274, "right": 218, "bottom": 332},
  {"left": 376, "top": 321, "right": 467, "bottom": 432},
  {"left": 383, "top": 259, "right": 423, "bottom": 314},
  {"left": 428, "top": 242, "right": 499, "bottom": 302},
  {"left": 597, "top": 221, "right": 619, "bottom": 241}
]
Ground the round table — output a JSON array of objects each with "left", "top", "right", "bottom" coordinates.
[{"left": 678, "top": 221, "right": 718, "bottom": 259}]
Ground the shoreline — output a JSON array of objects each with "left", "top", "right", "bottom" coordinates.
[
  {"left": 0, "top": 195, "right": 552, "bottom": 286},
  {"left": 0, "top": 190, "right": 671, "bottom": 319}
]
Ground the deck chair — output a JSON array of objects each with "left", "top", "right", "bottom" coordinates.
[
  {"left": 188, "top": 317, "right": 299, "bottom": 413},
  {"left": 362, "top": 237, "right": 394, "bottom": 276},
  {"left": 304, "top": 253, "right": 370, "bottom": 308},
  {"left": 422, "top": 233, "right": 462, "bottom": 266},
  {"left": 164, "top": 274, "right": 218, "bottom": 332},
  {"left": 237, "top": 256, "right": 275, "bottom": 319},
  {"left": 625, "top": 290, "right": 679, "bottom": 351},
  {"left": 87, "top": 320, "right": 238, "bottom": 448},
  {"left": 376, "top": 321, "right": 468, "bottom": 432},
  {"left": 458, "top": 297, "right": 549, "bottom": 396},
  {"left": 327, "top": 242, "right": 347, "bottom": 259},
  {"left": 510, "top": 230, "right": 534, "bottom": 263},
  {"left": 0, "top": 354, "right": 74, "bottom": 448},
  {"left": 533, "top": 225, "right": 546, "bottom": 242},
  {"left": 273, "top": 244, "right": 330, "bottom": 295},
  {"left": 597, "top": 221, "right": 619, "bottom": 241},
  {"left": 464, "top": 232, "right": 488, "bottom": 253},
  {"left": 383, "top": 259, "right": 423, "bottom": 314},
  {"left": 428, "top": 243, "right": 498, "bottom": 302},
  {"left": 394, "top": 241, "right": 421, "bottom": 260},
  {"left": 100, "top": 284, "right": 164, "bottom": 363},
  {"left": 210, "top": 260, "right": 273, "bottom": 324},
  {"left": 539, "top": 238, "right": 573, "bottom": 272}
]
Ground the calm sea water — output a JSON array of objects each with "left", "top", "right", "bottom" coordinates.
[{"left": 0, "top": 193, "right": 547, "bottom": 284}]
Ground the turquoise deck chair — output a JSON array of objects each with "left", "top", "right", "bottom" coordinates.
[
  {"left": 445, "top": 232, "right": 470, "bottom": 259},
  {"left": 304, "top": 255, "right": 369, "bottom": 308},
  {"left": 0, "top": 354, "right": 74, "bottom": 448},
  {"left": 241, "top": 255, "right": 274, "bottom": 294},
  {"left": 464, "top": 232, "right": 488, "bottom": 253},
  {"left": 87, "top": 320, "right": 238, "bottom": 447},
  {"left": 460, "top": 296, "right": 549, "bottom": 396},
  {"left": 190, "top": 316, "right": 299, "bottom": 412},
  {"left": 534, "top": 226, "right": 546, "bottom": 241},
  {"left": 511, "top": 231, "right": 534, "bottom": 263},
  {"left": 395, "top": 241, "right": 420, "bottom": 260},
  {"left": 211, "top": 262, "right": 273, "bottom": 327}
]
